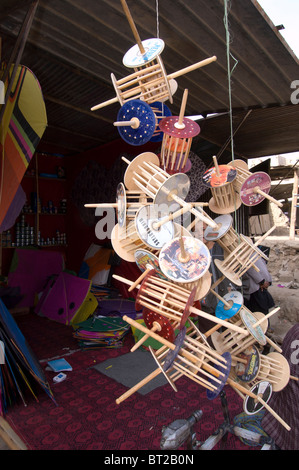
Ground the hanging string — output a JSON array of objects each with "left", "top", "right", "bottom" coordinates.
[
  {"left": 156, "top": 0, "right": 160, "bottom": 38},
  {"left": 223, "top": 0, "right": 238, "bottom": 162},
  {"left": 223, "top": 1, "right": 240, "bottom": 239}
]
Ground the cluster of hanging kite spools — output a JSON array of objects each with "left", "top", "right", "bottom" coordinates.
[{"left": 86, "top": 0, "right": 293, "bottom": 432}]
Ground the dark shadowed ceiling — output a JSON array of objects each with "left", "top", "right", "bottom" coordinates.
[{"left": 0, "top": 0, "right": 298, "bottom": 162}]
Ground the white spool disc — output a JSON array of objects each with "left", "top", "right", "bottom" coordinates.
[
  {"left": 135, "top": 204, "right": 174, "bottom": 249},
  {"left": 123, "top": 38, "right": 165, "bottom": 67}
]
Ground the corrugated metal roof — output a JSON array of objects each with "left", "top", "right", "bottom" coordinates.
[{"left": 0, "top": 0, "right": 298, "bottom": 159}]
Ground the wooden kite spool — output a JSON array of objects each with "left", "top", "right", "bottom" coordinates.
[
  {"left": 84, "top": 183, "right": 150, "bottom": 228},
  {"left": 118, "top": 43, "right": 172, "bottom": 105},
  {"left": 112, "top": 271, "right": 249, "bottom": 335},
  {"left": 203, "top": 214, "right": 241, "bottom": 255},
  {"left": 134, "top": 270, "right": 249, "bottom": 335},
  {"left": 254, "top": 352, "right": 290, "bottom": 392},
  {"left": 123, "top": 152, "right": 218, "bottom": 229},
  {"left": 162, "top": 322, "right": 232, "bottom": 395},
  {"left": 211, "top": 307, "right": 268, "bottom": 360},
  {"left": 111, "top": 222, "right": 159, "bottom": 262},
  {"left": 123, "top": 152, "right": 172, "bottom": 193},
  {"left": 214, "top": 233, "right": 270, "bottom": 286},
  {"left": 228, "top": 160, "right": 283, "bottom": 208},
  {"left": 159, "top": 89, "right": 200, "bottom": 174},
  {"left": 202, "top": 157, "right": 241, "bottom": 215},
  {"left": 235, "top": 345, "right": 290, "bottom": 392},
  {"left": 91, "top": 55, "right": 217, "bottom": 111}
]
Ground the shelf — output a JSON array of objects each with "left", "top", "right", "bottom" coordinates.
[
  {"left": 24, "top": 174, "right": 66, "bottom": 182},
  {"left": 22, "top": 212, "right": 67, "bottom": 216}
]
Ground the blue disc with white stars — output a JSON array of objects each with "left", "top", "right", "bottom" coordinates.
[{"left": 116, "top": 99, "right": 156, "bottom": 146}]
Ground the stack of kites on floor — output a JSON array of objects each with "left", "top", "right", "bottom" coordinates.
[{"left": 72, "top": 299, "right": 141, "bottom": 349}]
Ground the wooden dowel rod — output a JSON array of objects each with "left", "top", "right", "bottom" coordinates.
[
  {"left": 188, "top": 305, "right": 249, "bottom": 336},
  {"left": 112, "top": 274, "right": 140, "bottom": 289},
  {"left": 176, "top": 89, "right": 188, "bottom": 128},
  {"left": 252, "top": 307, "right": 280, "bottom": 328},
  {"left": 84, "top": 203, "right": 118, "bottom": 208},
  {"left": 152, "top": 203, "right": 192, "bottom": 229},
  {"left": 213, "top": 155, "right": 220, "bottom": 177},
  {"left": 209, "top": 288, "right": 231, "bottom": 308},
  {"left": 204, "top": 323, "right": 222, "bottom": 337},
  {"left": 253, "top": 225, "right": 276, "bottom": 246},
  {"left": 254, "top": 187, "right": 283, "bottom": 207},
  {"left": 113, "top": 117, "right": 140, "bottom": 128},
  {"left": 265, "top": 336, "right": 282, "bottom": 353},
  {"left": 116, "top": 367, "right": 161, "bottom": 404},
  {"left": 130, "top": 322, "right": 161, "bottom": 352},
  {"left": 178, "top": 236, "right": 189, "bottom": 262},
  {"left": 91, "top": 95, "right": 118, "bottom": 111},
  {"left": 227, "top": 378, "right": 291, "bottom": 431},
  {"left": 128, "top": 267, "right": 151, "bottom": 292},
  {"left": 120, "top": 0, "right": 145, "bottom": 54},
  {"left": 168, "top": 56, "right": 217, "bottom": 80}
]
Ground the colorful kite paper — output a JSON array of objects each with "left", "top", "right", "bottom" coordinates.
[
  {"left": 8, "top": 249, "right": 65, "bottom": 307},
  {"left": 35, "top": 271, "right": 96, "bottom": 325},
  {"left": 78, "top": 244, "right": 113, "bottom": 286},
  {"left": 0, "top": 65, "right": 47, "bottom": 230},
  {"left": 0, "top": 298, "right": 55, "bottom": 414}
]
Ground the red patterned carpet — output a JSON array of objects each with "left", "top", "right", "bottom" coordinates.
[{"left": 4, "top": 313, "right": 257, "bottom": 451}]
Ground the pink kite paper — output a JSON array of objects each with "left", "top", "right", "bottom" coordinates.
[{"left": 35, "top": 271, "right": 95, "bottom": 325}]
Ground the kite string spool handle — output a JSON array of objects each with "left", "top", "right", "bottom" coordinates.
[
  {"left": 91, "top": 95, "right": 119, "bottom": 111},
  {"left": 120, "top": 0, "right": 145, "bottom": 54},
  {"left": 175, "top": 89, "right": 188, "bottom": 129},
  {"left": 122, "top": 156, "right": 131, "bottom": 165},
  {"left": 116, "top": 367, "right": 162, "bottom": 404},
  {"left": 213, "top": 155, "right": 220, "bottom": 177},
  {"left": 253, "top": 186, "right": 283, "bottom": 208},
  {"left": 253, "top": 225, "right": 276, "bottom": 248},
  {"left": 152, "top": 203, "right": 192, "bottom": 230},
  {"left": 112, "top": 274, "right": 141, "bottom": 290},
  {"left": 178, "top": 236, "right": 190, "bottom": 263},
  {"left": 209, "top": 288, "right": 231, "bottom": 309},
  {"left": 130, "top": 320, "right": 162, "bottom": 352},
  {"left": 168, "top": 56, "right": 217, "bottom": 80},
  {"left": 114, "top": 117, "right": 140, "bottom": 129},
  {"left": 128, "top": 267, "right": 151, "bottom": 292},
  {"left": 252, "top": 307, "right": 280, "bottom": 329},
  {"left": 227, "top": 378, "right": 291, "bottom": 431}
]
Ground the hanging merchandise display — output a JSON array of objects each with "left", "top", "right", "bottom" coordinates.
[{"left": 84, "top": 0, "right": 293, "bottom": 442}]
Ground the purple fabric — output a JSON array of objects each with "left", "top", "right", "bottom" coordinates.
[
  {"left": 8, "top": 249, "right": 64, "bottom": 307},
  {"left": 0, "top": 185, "right": 26, "bottom": 232},
  {"left": 35, "top": 271, "right": 91, "bottom": 325},
  {"left": 262, "top": 324, "right": 299, "bottom": 449}
]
